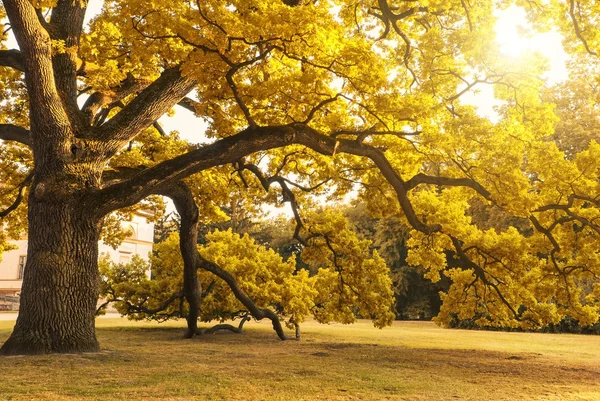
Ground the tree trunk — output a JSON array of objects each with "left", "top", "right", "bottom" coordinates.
[
  {"left": 0, "top": 196, "right": 101, "bottom": 355},
  {"left": 164, "top": 183, "right": 202, "bottom": 338}
]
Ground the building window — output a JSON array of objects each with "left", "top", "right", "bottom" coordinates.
[
  {"left": 123, "top": 223, "right": 137, "bottom": 240},
  {"left": 119, "top": 254, "right": 132, "bottom": 265},
  {"left": 17, "top": 255, "right": 26, "bottom": 280}
]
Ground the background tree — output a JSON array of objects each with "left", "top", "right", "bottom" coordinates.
[
  {"left": 345, "top": 204, "right": 450, "bottom": 320},
  {"left": 100, "top": 212, "right": 395, "bottom": 337}
]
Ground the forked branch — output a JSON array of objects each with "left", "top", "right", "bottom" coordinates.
[{"left": 93, "top": 66, "right": 196, "bottom": 152}]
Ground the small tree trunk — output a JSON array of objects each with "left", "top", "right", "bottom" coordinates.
[
  {"left": 164, "top": 183, "right": 202, "bottom": 338},
  {"left": 294, "top": 322, "right": 301, "bottom": 340},
  {"left": 0, "top": 198, "right": 101, "bottom": 355}
]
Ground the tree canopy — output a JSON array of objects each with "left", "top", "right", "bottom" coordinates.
[{"left": 1, "top": 0, "right": 600, "bottom": 354}]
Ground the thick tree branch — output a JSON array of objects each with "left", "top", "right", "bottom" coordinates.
[
  {"left": 93, "top": 66, "right": 196, "bottom": 153},
  {"left": 92, "top": 125, "right": 297, "bottom": 215},
  {"left": 405, "top": 173, "right": 492, "bottom": 199},
  {"left": 0, "top": 49, "right": 24, "bottom": 71},
  {"left": 92, "top": 124, "right": 441, "bottom": 234},
  {"left": 48, "top": 0, "right": 89, "bottom": 127},
  {"left": 49, "top": 0, "right": 87, "bottom": 44},
  {"left": 81, "top": 74, "right": 152, "bottom": 125},
  {"left": 3, "top": 0, "right": 73, "bottom": 138},
  {"left": 0, "top": 124, "right": 32, "bottom": 147}
]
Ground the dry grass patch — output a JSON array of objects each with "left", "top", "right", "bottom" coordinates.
[{"left": 0, "top": 319, "right": 599, "bottom": 400}]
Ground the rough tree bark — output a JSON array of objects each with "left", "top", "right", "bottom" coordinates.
[{"left": 1, "top": 171, "right": 104, "bottom": 355}]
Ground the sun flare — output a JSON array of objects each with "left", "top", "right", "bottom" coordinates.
[
  {"left": 494, "top": 6, "right": 568, "bottom": 83},
  {"left": 495, "top": 6, "right": 531, "bottom": 57}
]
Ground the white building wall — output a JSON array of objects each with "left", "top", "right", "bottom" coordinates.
[
  {"left": 0, "top": 214, "right": 155, "bottom": 296},
  {"left": 0, "top": 240, "right": 27, "bottom": 282}
]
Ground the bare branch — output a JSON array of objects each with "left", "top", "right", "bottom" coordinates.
[
  {"left": 235, "top": 160, "right": 321, "bottom": 246},
  {"left": 568, "top": 0, "right": 597, "bottom": 57},
  {"left": 153, "top": 122, "right": 167, "bottom": 137},
  {"left": 302, "top": 94, "right": 341, "bottom": 124},
  {"left": 0, "top": 173, "right": 33, "bottom": 218},
  {"left": 178, "top": 97, "right": 200, "bottom": 114},
  {"left": 221, "top": 46, "right": 275, "bottom": 128}
]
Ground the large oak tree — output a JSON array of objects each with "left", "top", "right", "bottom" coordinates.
[{"left": 1, "top": 0, "right": 600, "bottom": 354}]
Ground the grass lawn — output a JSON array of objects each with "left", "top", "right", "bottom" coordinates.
[{"left": 1, "top": 318, "right": 599, "bottom": 400}]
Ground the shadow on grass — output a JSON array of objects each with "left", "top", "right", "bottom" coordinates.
[
  {"left": 93, "top": 325, "right": 600, "bottom": 384},
  {"left": 0, "top": 324, "right": 598, "bottom": 400}
]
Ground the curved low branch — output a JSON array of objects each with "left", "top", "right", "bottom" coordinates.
[
  {"left": 198, "top": 255, "right": 294, "bottom": 340},
  {"left": 0, "top": 124, "right": 32, "bottom": 147},
  {"left": 201, "top": 314, "right": 250, "bottom": 334},
  {"left": 111, "top": 291, "right": 184, "bottom": 318}
]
